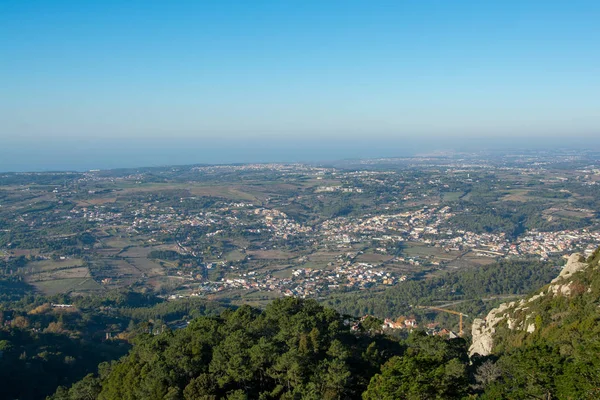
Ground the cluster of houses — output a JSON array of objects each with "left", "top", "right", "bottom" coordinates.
[
  {"left": 318, "top": 206, "right": 454, "bottom": 245},
  {"left": 512, "top": 229, "right": 600, "bottom": 259},
  {"left": 315, "top": 186, "right": 364, "bottom": 193},
  {"left": 200, "top": 260, "right": 404, "bottom": 298},
  {"left": 382, "top": 317, "right": 418, "bottom": 330},
  {"left": 346, "top": 315, "right": 459, "bottom": 338},
  {"left": 255, "top": 208, "right": 313, "bottom": 238}
]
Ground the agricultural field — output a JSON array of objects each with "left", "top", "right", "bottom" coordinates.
[
  {"left": 23, "top": 259, "right": 103, "bottom": 295},
  {"left": 1, "top": 151, "right": 599, "bottom": 302},
  {"left": 441, "top": 191, "right": 464, "bottom": 202}
]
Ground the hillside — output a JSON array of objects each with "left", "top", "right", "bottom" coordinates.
[
  {"left": 470, "top": 249, "right": 600, "bottom": 398},
  {"left": 14, "top": 248, "right": 598, "bottom": 399},
  {"left": 49, "top": 298, "right": 471, "bottom": 400},
  {"left": 0, "top": 290, "right": 231, "bottom": 400}
]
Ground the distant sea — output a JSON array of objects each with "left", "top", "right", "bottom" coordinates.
[
  {"left": 1, "top": 135, "right": 597, "bottom": 172},
  {"left": 0, "top": 138, "right": 416, "bottom": 172}
]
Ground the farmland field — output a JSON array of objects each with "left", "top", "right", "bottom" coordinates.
[
  {"left": 31, "top": 277, "right": 103, "bottom": 295},
  {"left": 441, "top": 191, "right": 463, "bottom": 202}
]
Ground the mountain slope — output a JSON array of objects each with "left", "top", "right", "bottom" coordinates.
[
  {"left": 470, "top": 250, "right": 600, "bottom": 357},
  {"left": 48, "top": 298, "right": 474, "bottom": 400},
  {"left": 48, "top": 249, "right": 600, "bottom": 400},
  {"left": 469, "top": 248, "right": 600, "bottom": 399}
]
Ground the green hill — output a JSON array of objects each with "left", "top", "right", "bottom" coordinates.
[
  {"left": 49, "top": 298, "right": 472, "bottom": 400},
  {"left": 470, "top": 249, "right": 600, "bottom": 399},
  {"left": 48, "top": 249, "right": 600, "bottom": 399}
]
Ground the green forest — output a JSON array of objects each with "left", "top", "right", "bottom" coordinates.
[
  {"left": 2, "top": 254, "right": 599, "bottom": 399},
  {"left": 49, "top": 298, "right": 470, "bottom": 400},
  {"left": 48, "top": 288, "right": 600, "bottom": 400},
  {"left": 0, "top": 290, "right": 231, "bottom": 400}
]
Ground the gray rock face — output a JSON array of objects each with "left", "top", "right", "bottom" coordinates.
[
  {"left": 469, "top": 318, "right": 494, "bottom": 356},
  {"left": 468, "top": 303, "right": 515, "bottom": 357},
  {"left": 552, "top": 253, "right": 587, "bottom": 283},
  {"left": 469, "top": 253, "right": 590, "bottom": 357}
]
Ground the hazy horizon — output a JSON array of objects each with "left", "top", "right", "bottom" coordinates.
[
  {"left": 1, "top": 1, "right": 599, "bottom": 171},
  {"left": 1, "top": 135, "right": 599, "bottom": 173}
]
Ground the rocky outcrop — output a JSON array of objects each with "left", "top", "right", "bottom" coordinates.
[
  {"left": 469, "top": 253, "right": 590, "bottom": 357},
  {"left": 551, "top": 253, "right": 587, "bottom": 283},
  {"left": 469, "top": 318, "right": 495, "bottom": 357},
  {"left": 469, "top": 301, "right": 516, "bottom": 357}
]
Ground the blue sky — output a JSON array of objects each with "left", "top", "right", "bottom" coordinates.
[{"left": 1, "top": 1, "right": 599, "bottom": 169}]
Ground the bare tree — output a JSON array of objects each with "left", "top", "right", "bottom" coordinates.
[{"left": 474, "top": 360, "right": 502, "bottom": 389}]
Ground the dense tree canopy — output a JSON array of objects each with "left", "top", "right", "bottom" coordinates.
[
  {"left": 50, "top": 298, "right": 475, "bottom": 400},
  {"left": 52, "top": 257, "right": 600, "bottom": 400}
]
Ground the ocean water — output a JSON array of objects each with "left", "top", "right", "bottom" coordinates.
[
  {"left": 0, "top": 137, "right": 418, "bottom": 172},
  {"left": 0, "top": 135, "right": 597, "bottom": 172}
]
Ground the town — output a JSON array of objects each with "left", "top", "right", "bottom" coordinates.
[{"left": 1, "top": 150, "right": 599, "bottom": 302}]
